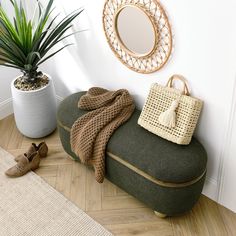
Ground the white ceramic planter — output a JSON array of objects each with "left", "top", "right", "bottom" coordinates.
[{"left": 11, "top": 74, "right": 57, "bottom": 138}]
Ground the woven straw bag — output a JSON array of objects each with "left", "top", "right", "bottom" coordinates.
[{"left": 138, "top": 75, "right": 203, "bottom": 145}]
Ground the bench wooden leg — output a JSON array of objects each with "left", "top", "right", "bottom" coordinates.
[{"left": 154, "top": 211, "right": 167, "bottom": 218}]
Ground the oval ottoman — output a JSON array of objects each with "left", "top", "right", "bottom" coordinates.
[{"left": 57, "top": 92, "right": 207, "bottom": 217}]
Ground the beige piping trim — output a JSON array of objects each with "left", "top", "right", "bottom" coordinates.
[
  {"left": 57, "top": 120, "right": 206, "bottom": 188},
  {"left": 107, "top": 151, "right": 206, "bottom": 188},
  {"left": 58, "top": 119, "right": 71, "bottom": 132}
]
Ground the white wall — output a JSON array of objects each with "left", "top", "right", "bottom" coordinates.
[
  {"left": 0, "top": 68, "right": 20, "bottom": 118},
  {"left": 1, "top": 0, "right": 236, "bottom": 210},
  {"left": 218, "top": 78, "right": 236, "bottom": 212}
]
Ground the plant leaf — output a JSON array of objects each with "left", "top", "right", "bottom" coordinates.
[
  {"left": 24, "top": 64, "right": 32, "bottom": 71},
  {"left": 26, "top": 51, "right": 41, "bottom": 64},
  {"left": 0, "top": 0, "right": 83, "bottom": 78}
]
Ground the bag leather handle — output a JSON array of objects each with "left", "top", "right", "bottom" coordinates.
[{"left": 166, "top": 74, "right": 190, "bottom": 95}]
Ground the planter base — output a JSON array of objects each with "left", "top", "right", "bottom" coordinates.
[{"left": 11, "top": 74, "right": 57, "bottom": 138}]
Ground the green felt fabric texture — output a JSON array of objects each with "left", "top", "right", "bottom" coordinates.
[
  {"left": 57, "top": 92, "right": 207, "bottom": 183},
  {"left": 106, "top": 156, "right": 206, "bottom": 216},
  {"left": 57, "top": 91, "right": 207, "bottom": 215},
  {"left": 57, "top": 125, "right": 206, "bottom": 216}
]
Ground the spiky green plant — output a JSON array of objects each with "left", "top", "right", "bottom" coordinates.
[{"left": 0, "top": 0, "right": 83, "bottom": 83}]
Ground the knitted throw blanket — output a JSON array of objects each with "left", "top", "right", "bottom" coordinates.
[{"left": 70, "top": 87, "right": 135, "bottom": 183}]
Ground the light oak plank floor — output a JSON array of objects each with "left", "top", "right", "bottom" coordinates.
[{"left": 1, "top": 115, "right": 235, "bottom": 236}]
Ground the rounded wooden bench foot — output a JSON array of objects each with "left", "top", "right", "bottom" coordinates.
[{"left": 154, "top": 211, "right": 167, "bottom": 218}]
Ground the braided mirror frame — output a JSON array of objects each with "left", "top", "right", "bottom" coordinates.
[{"left": 103, "top": 0, "right": 172, "bottom": 74}]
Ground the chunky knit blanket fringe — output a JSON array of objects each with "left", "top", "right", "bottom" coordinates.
[{"left": 70, "top": 87, "right": 135, "bottom": 183}]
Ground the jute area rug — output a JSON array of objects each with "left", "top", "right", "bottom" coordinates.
[{"left": 0, "top": 147, "right": 113, "bottom": 236}]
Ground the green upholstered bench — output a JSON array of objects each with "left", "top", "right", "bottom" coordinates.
[{"left": 57, "top": 92, "right": 207, "bottom": 217}]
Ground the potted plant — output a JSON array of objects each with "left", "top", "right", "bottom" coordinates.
[{"left": 0, "top": 0, "right": 82, "bottom": 138}]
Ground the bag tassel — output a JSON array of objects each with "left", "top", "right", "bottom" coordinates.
[{"left": 158, "top": 100, "right": 179, "bottom": 128}]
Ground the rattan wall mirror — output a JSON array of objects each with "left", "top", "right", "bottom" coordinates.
[{"left": 103, "top": 0, "right": 172, "bottom": 74}]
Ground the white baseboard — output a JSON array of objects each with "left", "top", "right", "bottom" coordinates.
[
  {"left": 0, "top": 98, "right": 13, "bottom": 120},
  {"left": 202, "top": 176, "right": 218, "bottom": 201}
]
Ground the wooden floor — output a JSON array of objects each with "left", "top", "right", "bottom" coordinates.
[{"left": 1, "top": 115, "right": 236, "bottom": 236}]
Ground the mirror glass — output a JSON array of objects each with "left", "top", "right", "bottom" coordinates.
[{"left": 116, "top": 6, "right": 156, "bottom": 55}]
